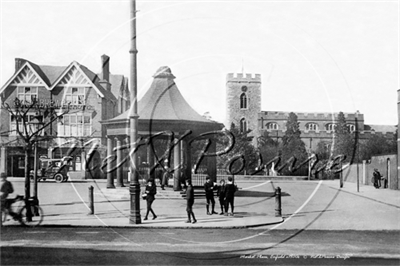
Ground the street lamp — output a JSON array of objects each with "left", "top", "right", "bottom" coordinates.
[
  {"left": 129, "top": 0, "right": 141, "bottom": 224},
  {"left": 28, "top": 116, "right": 44, "bottom": 208}
]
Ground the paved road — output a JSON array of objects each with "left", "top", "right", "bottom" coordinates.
[
  {"left": 4, "top": 178, "right": 399, "bottom": 230},
  {"left": 1, "top": 227, "right": 400, "bottom": 265}
]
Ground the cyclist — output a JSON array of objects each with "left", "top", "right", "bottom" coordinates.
[{"left": 1, "top": 172, "right": 17, "bottom": 219}]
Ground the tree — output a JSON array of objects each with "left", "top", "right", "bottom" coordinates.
[
  {"left": 217, "top": 123, "right": 257, "bottom": 175},
  {"left": 333, "top": 112, "right": 354, "bottom": 162},
  {"left": 257, "top": 130, "right": 279, "bottom": 173},
  {"left": 280, "top": 112, "right": 308, "bottom": 175},
  {"left": 359, "top": 133, "right": 397, "bottom": 160},
  {"left": 2, "top": 98, "right": 69, "bottom": 220}
]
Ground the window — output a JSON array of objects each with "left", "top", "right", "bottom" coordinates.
[
  {"left": 326, "top": 123, "right": 336, "bottom": 131},
  {"left": 306, "top": 123, "right": 318, "bottom": 131},
  {"left": 64, "top": 87, "right": 85, "bottom": 105},
  {"left": 347, "top": 124, "right": 355, "bottom": 132},
  {"left": 240, "top": 118, "right": 247, "bottom": 133},
  {"left": 58, "top": 113, "right": 91, "bottom": 137},
  {"left": 266, "top": 122, "right": 279, "bottom": 130},
  {"left": 17, "top": 87, "right": 38, "bottom": 104},
  {"left": 240, "top": 93, "right": 247, "bottom": 109},
  {"left": 10, "top": 113, "right": 43, "bottom": 136}
]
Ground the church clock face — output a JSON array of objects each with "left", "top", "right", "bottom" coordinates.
[{"left": 241, "top": 86, "right": 247, "bottom": 92}]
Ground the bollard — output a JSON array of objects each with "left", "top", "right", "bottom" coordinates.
[
  {"left": 88, "top": 186, "right": 94, "bottom": 215},
  {"left": 275, "top": 187, "right": 282, "bottom": 217}
]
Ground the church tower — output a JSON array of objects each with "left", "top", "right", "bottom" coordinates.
[{"left": 225, "top": 73, "right": 261, "bottom": 139}]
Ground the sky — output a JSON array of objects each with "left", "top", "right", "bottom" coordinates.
[{"left": 0, "top": 0, "right": 398, "bottom": 126}]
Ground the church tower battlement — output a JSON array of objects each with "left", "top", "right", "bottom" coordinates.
[{"left": 225, "top": 73, "right": 261, "bottom": 140}]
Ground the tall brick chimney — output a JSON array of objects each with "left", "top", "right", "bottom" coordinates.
[
  {"left": 99, "top": 55, "right": 111, "bottom": 91},
  {"left": 15, "top": 58, "right": 27, "bottom": 72},
  {"left": 101, "top": 55, "right": 110, "bottom": 82}
]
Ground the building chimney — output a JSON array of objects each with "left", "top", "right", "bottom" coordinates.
[
  {"left": 101, "top": 55, "right": 110, "bottom": 82},
  {"left": 15, "top": 58, "right": 27, "bottom": 72}
]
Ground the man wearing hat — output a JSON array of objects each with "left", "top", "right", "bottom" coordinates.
[
  {"left": 204, "top": 175, "right": 217, "bottom": 215},
  {"left": 372, "top": 169, "right": 382, "bottom": 189},
  {"left": 1, "top": 172, "right": 14, "bottom": 215}
]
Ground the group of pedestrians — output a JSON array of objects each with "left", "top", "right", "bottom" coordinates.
[
  {"left": 206, "top": 176, "right": 237, "bottom": 216},
  {"left": 141, "top": 174, "right": 237, "bottom": 223},
  {"left": 372, "top": 168, "right": 388, "bottom": 189}
]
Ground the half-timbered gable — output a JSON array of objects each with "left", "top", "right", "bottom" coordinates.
[{"left": 0, "top": 55, "right": 127, "bottom": 177}]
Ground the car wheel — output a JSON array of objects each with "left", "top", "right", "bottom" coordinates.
[{"left": 54, "top": 173, "right": 63, "bottom": 183}]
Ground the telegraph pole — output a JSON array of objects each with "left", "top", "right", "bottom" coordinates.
[{"left": 129, "top": 0, "right": 141, "bottom": 224}]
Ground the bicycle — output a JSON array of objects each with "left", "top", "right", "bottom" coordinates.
[{"left": 1, "top": 195, "right": 43, "bottom": 227}]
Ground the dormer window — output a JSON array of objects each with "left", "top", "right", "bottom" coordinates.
[
  {"left": 240, "top": 93, "right": 247, "bottom": 109},
  {"left": 306, "top": 123, "right": 318, "bottom": 131}
]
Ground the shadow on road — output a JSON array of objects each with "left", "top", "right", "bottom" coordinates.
[{"left": 235, "top": 191, "right": 290, "bottom": 198}]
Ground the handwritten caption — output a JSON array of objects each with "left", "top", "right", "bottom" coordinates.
[{"left": 240, "top": 254, "right": 351, "bottom": 260}]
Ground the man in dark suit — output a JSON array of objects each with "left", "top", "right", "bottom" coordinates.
[
  {"left": 204, "top": 175, "right": 217, "bottom": 215},
  {"left": 185, "top": 179, "right": 196, "bottom": 224}
]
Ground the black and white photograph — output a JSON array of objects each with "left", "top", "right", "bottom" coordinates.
[{"left": 0, "top": 0, "right": 399, "bottom": 265}]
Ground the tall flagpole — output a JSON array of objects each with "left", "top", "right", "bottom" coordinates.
[{"left": 129, "top": 0, "right": 141, "bottom": 224}]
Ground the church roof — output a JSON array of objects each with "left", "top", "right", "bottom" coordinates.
[
  {"left": 365, "top": 124, "right": 396, "bottom": 133},
  {"left": 109, "top": 66, "right": 219, "bottom": 124}
]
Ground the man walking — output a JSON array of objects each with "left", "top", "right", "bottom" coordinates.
[
  {"left": 185, "top": 179, "right": 196, "bottom": 224},
  {"left": 204, "top": 176, "right": 217, "bottom": 215}
]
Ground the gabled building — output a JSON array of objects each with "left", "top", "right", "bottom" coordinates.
[{"left": 0, "top": 55, "right": 129, "bottom": 177}]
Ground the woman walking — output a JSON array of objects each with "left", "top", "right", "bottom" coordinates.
[{"left": 144, "top": 179, "right": 157, "bottom": 220}]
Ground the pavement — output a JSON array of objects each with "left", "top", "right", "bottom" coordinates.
[
  {"left": 2, "top": 177, "right": 399, "bottom": 230},
  {"left": 3, "top": 177, "right": 284, "bottom": 229}
]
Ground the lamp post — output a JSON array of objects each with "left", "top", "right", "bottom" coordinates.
[
  {"left": 355, "top": 116, "right": 359, "bottom": 192},
  {"left": 308, "top": 137, "right": 312, "bottom": 180},
  {"left": 29, "top": 117, "right": 43, "bottom": 206},
  {"left": 129, "top": 0, "right": 141, "bottom": 224}
]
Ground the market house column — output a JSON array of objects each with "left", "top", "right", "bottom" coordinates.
[
  {"left": 0, "top": 146, "right": 5, "bottom": 173},
  {"left": 147, "top": 144, "right": 155, "bottom": 181},
  {"left": 116, "top": 137, "right": 124, "bottom": 187},
  {"left": 207, "top": 139, "right": 217, "bottom": 183},
  {"left": 173, "top": 137, "right": 181, "bottom": 191},
  {"left": 106, "top": 137, "right": 115, "bottom": 189}
]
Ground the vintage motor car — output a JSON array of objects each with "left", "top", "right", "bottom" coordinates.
[{"left": 29, "top": 156, "right": 72, "bottom": 183}]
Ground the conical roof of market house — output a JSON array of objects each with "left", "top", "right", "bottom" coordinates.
[
  {"left": 138, "top": 66, "right": 212, "bottom": 122},
  {"left": 104, "top": 66, "right": 223, "bottom": 135},
  {"left": 109, "top": 66, "right": 220, "bottom": 124}
]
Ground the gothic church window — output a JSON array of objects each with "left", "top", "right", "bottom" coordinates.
[
  {"left": 240, "top": 118, "right": 247, "bottom": 133},
  {"left": 240, "top": 93, "right": 247, "bottom": 109}
]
